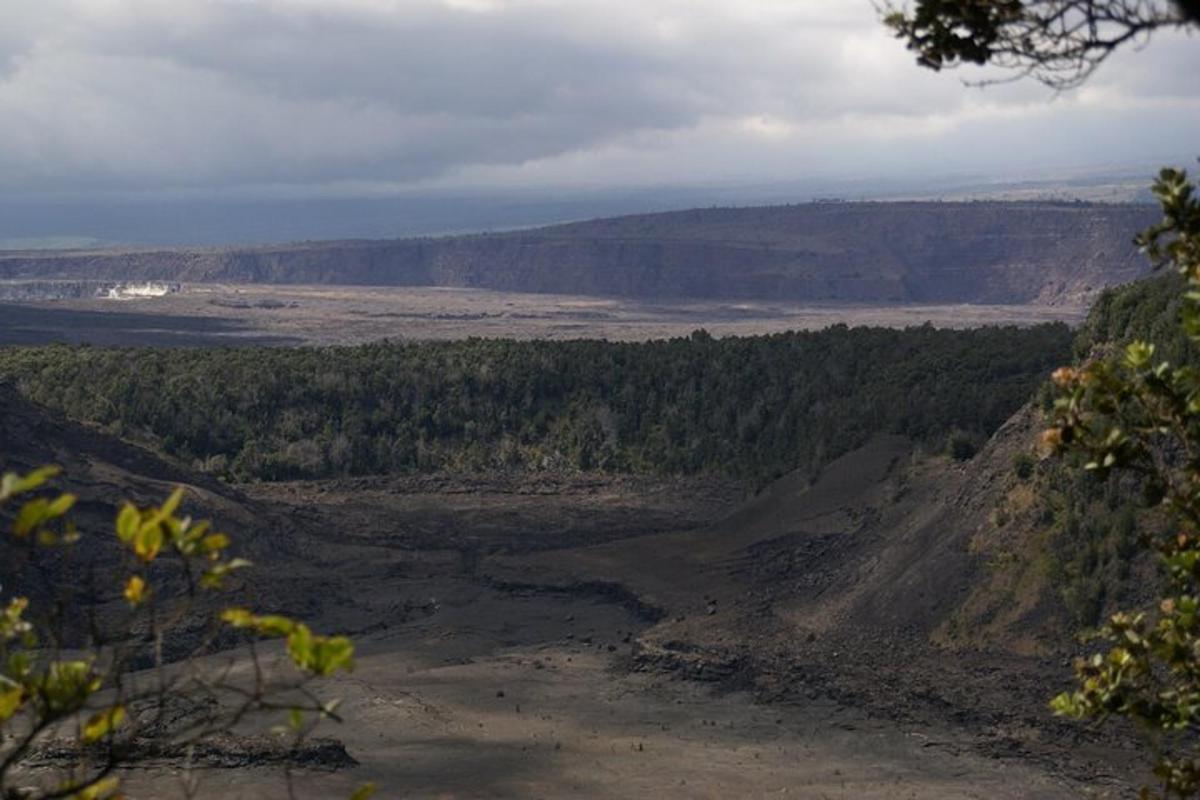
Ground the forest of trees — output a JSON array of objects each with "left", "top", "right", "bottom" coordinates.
[
  {"left": 1072, "top": 271, "right": 1198, "bottom": 362},
  {"left": 1026, "top": 273, "right": 1194, "bottom": 627},
  {"left": 0, "top": 324, "right": 1071, "bottom": 485}
]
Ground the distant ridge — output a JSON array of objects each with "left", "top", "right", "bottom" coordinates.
[{"left": 0, "top": 201, "right": 1158, "bottom": 305}]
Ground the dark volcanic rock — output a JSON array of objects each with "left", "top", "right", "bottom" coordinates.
[{"left": 28, "top": 734, "right": 358, "bottom": 771}]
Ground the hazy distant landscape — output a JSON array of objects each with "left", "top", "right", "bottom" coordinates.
[
  {"left": 0, "top": 165, "right": 1160, "bottom": 250},
  {"left": 0, "top": 201, "right": 1155, "bottom": 305},
  {"left": 0, "top": 199, "right": 1147, "bottom": 349}
]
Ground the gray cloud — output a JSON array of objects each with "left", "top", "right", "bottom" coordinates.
[{"left": 0, "top": 0, "right": 1196, "bottom": 198}]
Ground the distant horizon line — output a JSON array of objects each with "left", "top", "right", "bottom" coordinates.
[{"left": 0, "top": 193, "right": 1158, "bottom": 255}]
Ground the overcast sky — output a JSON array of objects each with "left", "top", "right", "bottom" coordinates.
[{"left": 2, "top": 0, "right": 1199, "bottom": 202}]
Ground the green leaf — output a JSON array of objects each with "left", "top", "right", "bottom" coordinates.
[
  {"left": 0, "top": 687, "right": 23, "bottom": 721},
  {"left": 349, "top": 783, "right": 377, "bottom": 800},
  {"left": 160, "top": 486, "right": 185, "bottom": 517},
  {"left": 116, "top": 503, "right": 139, "bottom": 543},
  {"left": 220, "top": 608, "right": 296, "bottom": 637},
  {"left": 123, "top": 575, "right": 147, "bottom": 606},
  {"left": 0, "top": 597, "right": 31, "bottom": 643},
  {"left": 13, "top": 498, "right": 50, "bottom": 538},
  {"left": 46, "top": 493, "right": 76, "bottom": 517},
  {"left": 290, "top": 631, "right": 355, "bottom": 677},
  {"left": 221, "top": 608, "right": 254, "bottom": 628},
  {"left": 82, "top": 705, "right": 126, "bottom": 743},
  {"left": 64, "top": 775, "right": 121, "bottom": 800},
  {"left": 39, "top": 660, "right": 99, "bottom": 715},
  {"left": 0, "top": 466, "right": 60, "bottom": 503},
  {"left": 1126, "top": 341, "right": 1155, "bottom": 369},
  {"left": 133, "top": 520, "right": 164, "bottom": 562},
  {"left": 255, "top": 615, "right": 297, "bottom": 637},
  {"left": 201, "top": 533, "right": 231, "bottom": 553},
  {"left": 200, "top": 557, "right": 254, "bottom": 590},
  {"left": 11, "top": 493, "right": 74, "bottom": 540},
  {"left": 287, "top": 623, "right": 314, "bottom": 669}
]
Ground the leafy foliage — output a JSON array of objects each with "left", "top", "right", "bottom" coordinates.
[
  {"left": 0, "top": 325, "right": 1071, "bottom": 486},
  {"left": 1043, "top": 469, "right": 1143, "bottom": 626},
  {"left": 0, "top": 466, "right": 363, "bottom": 799},
  {"left": 1074, "top": 272, "right": 1199, "bottom": 366},
  {"left": 1013, "top": 267, "right": 1198, "bottom": 629},
  {"left": 1046, "top": 169, "right": 1200, "bottom": 797},
  {"left": 882, "top": 0, "right": 1196, "bottom": 89}
]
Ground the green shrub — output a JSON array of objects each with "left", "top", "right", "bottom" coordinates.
[{"left": 0, "top": 466, "right": 371, "bottom": 800}]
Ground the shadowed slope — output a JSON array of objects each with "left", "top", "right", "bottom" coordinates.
[{"left": 0, "top": 384, "right": 302, "bottom": 614}]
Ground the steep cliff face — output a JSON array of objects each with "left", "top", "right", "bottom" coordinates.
[{"left": 0, "top": 201, "right": 1157, "bottom": 304}]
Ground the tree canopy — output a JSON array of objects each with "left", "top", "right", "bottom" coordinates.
[
  {"left": 0, "top": 325, "right": 1071, "bottom": 485},
  {"left": 883, "top": 0, "right": 1200, "bottom": 88}
]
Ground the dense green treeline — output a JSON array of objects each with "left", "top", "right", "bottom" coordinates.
[
  {"left": 1073, "top": 271, "right": 1198, "bottom": 362},
  {"left": 0, "top": 325, "right": 1070, "bottom": 484},
  {"left": 1033, "top": 273, "right": 1187, "bottom": 625}
]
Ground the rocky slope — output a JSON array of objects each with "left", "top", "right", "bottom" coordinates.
[
  {"left": 0, "top": 201, "right": 1157, "bottom": 304},
  {"left": 0, "top": 383, "right": 300, "bottom": 613},
  {"left": 457, "top": 419, "right": 1143, "bottom": 789},
  {"left": 473, "top": 409, "right": 1074, "bottom": 660}
]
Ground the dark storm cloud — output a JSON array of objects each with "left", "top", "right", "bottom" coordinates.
[{"left": 0, "top": 0, "right": 1197, "bottom": 197}]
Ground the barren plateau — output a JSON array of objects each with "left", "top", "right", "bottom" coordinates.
[{"left": 0, "top": 284, "right": 1086, "bottom": 347}]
